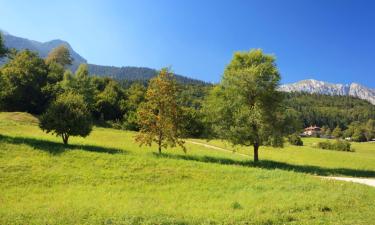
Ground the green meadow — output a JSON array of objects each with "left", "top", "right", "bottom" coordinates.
[{"left": 1, "top": 112, "right": 375, "bottom": 225}]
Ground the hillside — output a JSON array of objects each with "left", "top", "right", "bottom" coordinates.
[
  {"left": 284, "top": 92, "right": 375, "bottom": 128},
  {"left": 1, "top": 32, "right": 87, "bottom": 71},
  {"left": 279, "top": 79, "right": 375, "bottom": 105},
  {"left": 1, "top": 112, "right": 375, "bottom": 224},
  {"left": 88, "top": 64, "right": 207, "bottom": 85},
  {"left": 0, "top": 31, "right": 207, "bottom": 85}
]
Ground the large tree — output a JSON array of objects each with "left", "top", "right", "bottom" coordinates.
[
  {"left": 45, "top": 45, "right": 73, "bottom": 67},
  {"left": 205, "top": 49, "right": 285, "bottom": 162},
  {"left": 74, "top": 64, "right": 95, "bottom": 108},
  {"left": 0, "top": 50, "right": 48, "bottom": 113},
  {"left": 61, "top": 64, "right": 95, "bottom": 110},
  {"left": 364, "top": 119, "right": 375, "bottom": 141},
  {"left": 94, "top": 80, "right": 124, "bottom": 120},
  {"left": 122, "top": 82, "right": 146, "bottom": 130},
  {"left": 135, "top": 68, "right": 185, "bottom": 154},
  {"left": 0, "top": 32, "right": 8, "bottom": 58},
  {"left": 39, "top": 92, "right": 92, "bottom": 145}
]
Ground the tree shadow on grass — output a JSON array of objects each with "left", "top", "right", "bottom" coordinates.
[
  {"left": 155, "top": 153, "right": 375, "bottom": 178},
  {"left": 0, "top": 134, "right": 127, "bottom": 155}
]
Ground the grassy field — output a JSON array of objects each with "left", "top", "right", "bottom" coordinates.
[
  {"left": 1, "top": 112, "right": 375, "bottom": 224},
  {"left": 188, "top": 138, "right": 375, "bottom": 177}
]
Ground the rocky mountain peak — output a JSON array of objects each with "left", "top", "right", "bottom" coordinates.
[{"left": 279, "top": 79, "right": 375, "bottom": 105}]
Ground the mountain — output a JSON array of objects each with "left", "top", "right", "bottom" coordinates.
[
  {"left": 0, "top": 31, "right": 207, "bottom": 85},
  {"left": 279, "top": 79, "right": 375, "bottom": 105},
  {"left": 1, "top": 32, "right": 87, "bottom": 70}
]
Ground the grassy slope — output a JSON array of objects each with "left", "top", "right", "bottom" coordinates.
[
  {"left": 0, "top": 112, "right": 375, "bottom": 225},
  {"left": 189, "top": 138, "right": 375, "bottom": 177}
]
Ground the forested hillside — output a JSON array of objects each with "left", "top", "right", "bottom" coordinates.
[
  {"left": 284, "top": 92, "right": 375, "bottom": 129},
  {"left": 88, "top": 64, "right": 208, "bottom": 85}
]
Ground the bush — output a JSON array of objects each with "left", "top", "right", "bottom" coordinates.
[
  {"left": 288, "top": 133, "right": 303, "bottom": 146},
  {"left": 334, "top": 139, "right": 352, "bottom": 151},
  {"left": 316, "top": 139, "right": 353, "bottom": 152}
]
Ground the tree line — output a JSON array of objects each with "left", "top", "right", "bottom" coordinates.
[{"left": 0, "top": 33, "right": 374, "bottom": 161}]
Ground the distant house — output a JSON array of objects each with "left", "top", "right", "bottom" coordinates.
[{"left": 303, "top": 126, "right": 321, "bottom": 136}]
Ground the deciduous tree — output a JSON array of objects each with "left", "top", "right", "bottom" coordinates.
[
  {"left": 135, "top": 68, "right": 185, "bottom": 154},
  {"left": 204, "top": 49, "right": 284, "bottom": 162},
  {"left": 0, "top": 32, "right": 7, "bottom": 58},
  {"left": 332, "top": 126, "right": 342, "bottom": 138},
  {"left": 364, "top": 119, "right": 375, "bottom": 141},
  {"left": 39, "top": 92, "right": 92, "bottom": 145},
  {"left": 45, "top": 45, "right": 72, "bottom": 67},
  {"left": 0, "top": 50, "right": 48, "bottom": 113}
]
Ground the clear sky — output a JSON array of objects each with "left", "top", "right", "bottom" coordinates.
[{"left": 0, "top": 0, "right": 374, "bottom": 87}]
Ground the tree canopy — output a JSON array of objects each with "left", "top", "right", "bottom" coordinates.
[
  {"left": 0, "top": 32, "right": 7, "bottom": 58},
  {"left": 39, "top": 92, "right": 92, "bottom": 145},
  {"left": 204, "top": 49, "right": 285, "bottom": 161},
  {"left": 0, "top": 50, "right": 49, "bottom": 113},
  {"left": 135, "top": 68, "right": 185, "bottom": 153},
  {"left": 45, "top": 45, "right": 73, "bottom": 67}
]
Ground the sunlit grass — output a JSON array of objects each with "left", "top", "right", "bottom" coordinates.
[
  {"left": 1, "top": 112, "right": 375, "bottom": 224},
  {"left": 190, "top": 137, "right": 375, "bottom": 173}
]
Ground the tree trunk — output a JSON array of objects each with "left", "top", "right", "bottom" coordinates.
[
  {"left": 158, "top": 137, "right": 161, "bottom": 154},
  {"left": 62, "top": 134, "right": 69, "bottom": 145},
  {"left": 158, "top": 135, "right": 162, "bottom": 154},
  {"left": 253, "top": 143, "right": 259, "bottom": 162}
]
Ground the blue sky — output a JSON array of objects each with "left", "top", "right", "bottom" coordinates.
[{"left": 0, "top": 0, "right": 374, "bottom": 87}]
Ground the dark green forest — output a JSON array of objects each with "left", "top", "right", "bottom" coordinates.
[
  {"left": 284, "top": 92, "right": 375, "bottom": 128},
  {"left": 87, "top": 64, "right": 208, "bottom": 86}
]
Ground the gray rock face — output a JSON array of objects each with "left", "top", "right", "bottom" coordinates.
[{"left": 279, "top": 79, "right": 375, "bottom": 105}]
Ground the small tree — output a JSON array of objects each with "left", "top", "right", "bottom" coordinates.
[
  {"left": 288, "top": 133, "right": 303, "bottom": 146},
  {"left": 332, "top": 126, "right": 342, "bottom": 138},
  {"left": 325, "top": 128, "right": 332, "bottom": 137},
  {"left": 135, "top": 68, "right": 185, "bottom": 154},
  {"left": 39, "top": 92, "right": 92, "bottom": 145},
  {"left": 352, "top": 127, "right": 366, "bottom": 142},
  {"left": 320, "top": 125, "right": 328, "bottom": 136}
]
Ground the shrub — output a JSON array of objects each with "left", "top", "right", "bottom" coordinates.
[
  {"left": 288, "top": 133, "right": 303, "bottom": 146},
  {"left": 316, "top": 140, "right": 353, "bottom": 152}
]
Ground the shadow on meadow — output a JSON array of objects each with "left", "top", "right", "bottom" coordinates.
[
  {"left": 0, "top": 134, "right": 126, "bottom": 155},
  {"left": 155, "top": 153, "right": 375, "bottom": 178}
]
